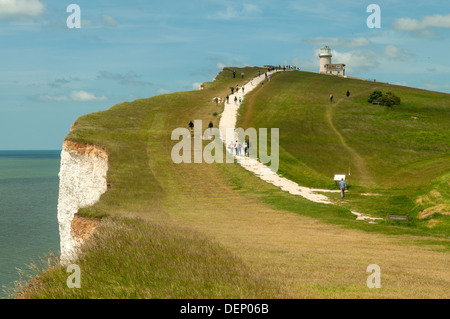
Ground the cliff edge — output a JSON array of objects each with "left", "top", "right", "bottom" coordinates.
[{"left": 57, "top": 140, "right": 108, "bottom": 264}]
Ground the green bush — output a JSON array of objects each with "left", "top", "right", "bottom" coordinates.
[
  {"left": 368, "top": 90, "right": 401, "bottom": 107},
  {"left": 368, "top": 90, "right": 383, "bottom": 103}
]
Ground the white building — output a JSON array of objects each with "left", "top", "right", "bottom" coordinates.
[{"left": 319, "top": 46, "right": 346, "bottom": 77}]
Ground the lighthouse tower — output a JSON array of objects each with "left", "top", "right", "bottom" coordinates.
[{"left": 319, "top": 45, "right": 332, "bottom": 74}]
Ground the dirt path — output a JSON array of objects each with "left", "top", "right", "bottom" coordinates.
[
  {"left": 218, "top": 71, "right": 382, "bottom": 222},
  {"left": 325, "top": 90, "right": 378, "bottom": 186}
]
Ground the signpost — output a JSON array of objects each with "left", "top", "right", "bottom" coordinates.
[{"left": 334, "top": 174, "right": 346, "bottom": 187}]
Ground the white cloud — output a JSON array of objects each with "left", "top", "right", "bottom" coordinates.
[
  {"left": 36, "top": 91, "right": 107, "bottom": 102},
  {"left": 192, "top": 82, "right": 202, "bottom": 90},
  {"left": 102, "top": 14, "right": 118, "bottom": 27},
  {"left": 0, "top": 0, "right": 44, "bottom": 20},
  {"left": 207, "top": 4, "right": 261, "bottom": 20},
  {"left": 305, "top": 37, "right": 371, "bottom": 49},
  {"left": 393, "top": 14, "right": 450, "bottom": 36},
  {"left": 423, "top": 81, "right": 450, "bottom": 91},
  {"left": 70, "top": 90, "right": 107, "bottom": 102},
  {"left": 217, "top": 62, "right": 226, "bottom": 70},
  {"left": 382, "top": 45, "right": 413, "bottom": 60},
  {"left": 36, "top": 95, "right": 68, "bottom": 102},
  {"left": 392, "top": 81, "right": 408, "bottom": 87},
  {"left": 329, "top": 49, "right": 378, "bottom": 69},
  {"left": 97, "top": 71, "right": 152, "bottom": 86},
  {"left": 157, "top": 88, "right": 170, "bottom": 95},
  {"left": 81, "top": 19, "right": 96, "bottom": 27}
]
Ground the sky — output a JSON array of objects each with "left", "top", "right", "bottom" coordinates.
[{"left": 1, "top": 0, "right": 449, "bottom": 150}]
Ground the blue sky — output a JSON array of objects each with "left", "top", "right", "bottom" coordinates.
[{"left": 1, "top": 0, "right": 449, "bottom": 150}]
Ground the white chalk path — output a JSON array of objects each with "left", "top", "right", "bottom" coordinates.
[{"left": 218, "top": 70, "right": 382, "bottom": 223}]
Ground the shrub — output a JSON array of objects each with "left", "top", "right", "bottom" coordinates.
[
  {"left": 368, "top": 90, "right": 383, "bottom": 103},
  {"left": 368, "top": 90, "right": 401, "bottom": 107}
]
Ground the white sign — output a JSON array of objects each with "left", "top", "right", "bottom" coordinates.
[{"left": 334, "top": 174, "right": 346, "bottom": 181}]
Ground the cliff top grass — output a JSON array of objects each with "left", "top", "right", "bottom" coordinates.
[
  {"left": 237, "top": 70, "right": 450, "bottom": 232},
  {"left": 14, "top": 67, "right": 450, "bottom": 299}
]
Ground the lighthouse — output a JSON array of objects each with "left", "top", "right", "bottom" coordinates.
[
  {"left": 318, "top": 45, "right": 346, "bottom": 76},
  {"left": 319, "top": 45, "right": 332, "bottom": 74}
]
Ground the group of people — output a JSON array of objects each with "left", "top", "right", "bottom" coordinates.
[
  {"left": 228, "top": 139, "right": 250, "bottom": 157},
  {"left": 188, "top": 120, "right": 214, "bottom": 134},
  {"left": 230, "top": 85, "right": 245, "bottom": 95},
  {"left": 232, "top": 70, "right": 245, "bottom": 79}
]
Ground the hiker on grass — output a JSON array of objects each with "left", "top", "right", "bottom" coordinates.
[
  {"left": 239, "top": 97, "right": 242, "bottom": 105},
  {"left": 346, "top": 91, "right": 350, "bottom": 99},
  {"left": 233, "top": 71, "right": 236, "bottom": 78},
  {"left": 330, "top": 93, "right": 334, "bottom": 103},
  {"left": 231, "top": 87, "right": 234, "bottom": 94},
  {"left": 339, "top": 178, "right": 347, "bottom": 198},
  {"left": 188, "top": 121, "right": 194, "bottom": 132}
]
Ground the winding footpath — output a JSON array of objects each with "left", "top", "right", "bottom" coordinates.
[{"left": 218, "top": 70, "right": 382, "bottom": 223}]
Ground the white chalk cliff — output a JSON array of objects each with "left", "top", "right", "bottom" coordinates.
[{"left": 57, "top": 140, "right": 108, "bottom": 264}]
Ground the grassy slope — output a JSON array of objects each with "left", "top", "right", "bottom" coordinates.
[
  {"left": 238, "top": 70, "right": 450, "bottom": 233},
  {"left": 14, "top": 68, "right": 450, "bottom": 299}
]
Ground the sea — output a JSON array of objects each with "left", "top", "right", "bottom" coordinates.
[{"left": 0, "top": 150, "right": 61, "bottom": 298}]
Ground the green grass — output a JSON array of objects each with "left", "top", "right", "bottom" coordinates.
[
  {"left": 12, "top": 217, "right": 280, "bottom": 299},
  {"left": 12, "top": 67, "right": 450, "bottom": 299},
  {"left": 237, "top": 70, "right": 450, "bottom": 234}
]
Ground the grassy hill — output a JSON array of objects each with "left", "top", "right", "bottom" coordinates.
[
  {"left": 238, "top": 70, "right": 450, "bottom": 232},
  {"left": 11, "top": 67, "right": 450, "bottom": 299}
]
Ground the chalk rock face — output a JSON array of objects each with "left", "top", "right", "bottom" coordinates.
[{"left": 57, "top": 140, "right": 108, "bottom": 265}]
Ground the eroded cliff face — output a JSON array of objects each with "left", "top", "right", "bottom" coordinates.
[{"left": 57, "top": 140, "right": 108, "bottom": 264}]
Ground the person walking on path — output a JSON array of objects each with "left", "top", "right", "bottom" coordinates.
[
  {"left": 236, "top": 140, "right": 242, "bottom": 156},
  {"left": 228, "top": 141, "right": 234, "bottom": 154},
  {"left": 243, "top": 140, "right": 248, "bottom": 156},
  {"left": 246, "top": 139, "right": 251, "bottom": 156},
  {"left": 234, "top": 140, "right": 239, "bottom": 155},
  {"left": 234, "top": 96, "right": 238, "bottom": 104},
  {"left": 346, "top": 90, "right": 350, "bottom": 99},
  {"left": 330, "top": 93, "right": 334, "bottom": 103},
  {"left": 239, "top": 97, "right": 242, "bottom": 105},
  {"left": 226, "top": 95, "right": 229, "bottom": 104},
  {"left": 242, "top": 85, "right": 245, "bottom": 93},
  {"left": 339, "top": 178, "right": 347, "bottom": 198},
  {"left": 208, "top": 121, "right": 213, "bottom": 134},
  {"left": 231, "top": 87, "right": 234, "bottom": 94}
]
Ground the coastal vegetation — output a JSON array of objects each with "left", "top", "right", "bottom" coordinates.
[{"left": 10, "top": 67, "right": 449, "bottom": 299}]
